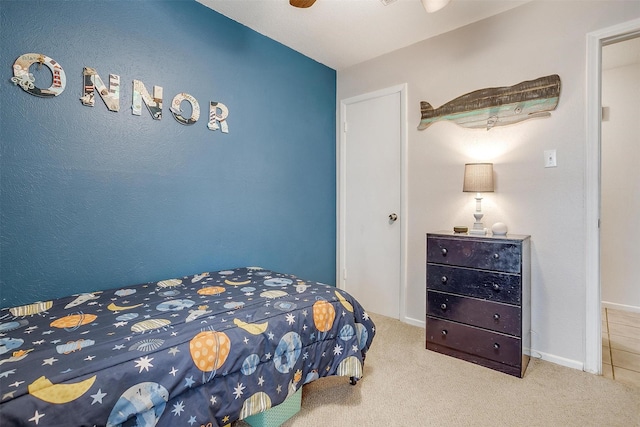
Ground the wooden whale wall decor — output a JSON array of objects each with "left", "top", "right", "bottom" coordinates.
[{"left": 417, "top": 74, "right": 561, "bottom": 131}]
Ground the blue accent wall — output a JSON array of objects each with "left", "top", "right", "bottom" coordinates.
[{"left": 0, "top": 0, "right": 336, "bottom": 308}]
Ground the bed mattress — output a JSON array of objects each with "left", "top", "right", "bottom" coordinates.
[{"left": 0, "top": 267, "right": 375, "bottom": 427}]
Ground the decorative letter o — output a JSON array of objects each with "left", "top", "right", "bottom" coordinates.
[
  {"left": 11, "top": 53, "right": 66, "bottom": 97},
  {"left": 170, "top": 93, "right": 200, "bottom": 125}
]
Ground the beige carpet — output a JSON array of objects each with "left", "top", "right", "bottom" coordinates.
[{"left": 236, "top": 313, "right": 640, "bottom": 427}]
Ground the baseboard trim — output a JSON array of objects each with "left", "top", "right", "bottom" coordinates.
[
  {"left": 403, "top": 316, "right": 425, "bottom": 328},
  {"left": 529, "top": 348, "right": 584, "bottom": 371},
  {"left": 601, "top": 301, "right": 640, "bottom": 314}
]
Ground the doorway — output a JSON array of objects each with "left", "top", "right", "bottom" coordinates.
[
  {"left": 601, "top": 36, "right": 640, "bottom": 309},
  {"left": 600, "top": 34, "right": 640, "bottom": 384},
  {"left": 585, "top": 18, "right": 640, "bottom": 375},
  {"left": 337, "top": 84, "right": 407, "bottom": 320}
]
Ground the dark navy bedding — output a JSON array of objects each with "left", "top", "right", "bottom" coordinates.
[{"left": 0, "top": 267, "right": 375, "bottom": 427}]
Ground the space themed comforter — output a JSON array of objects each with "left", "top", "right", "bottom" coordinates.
[{"left": 0, "top": 267, "right": 375, "bottom": 427}]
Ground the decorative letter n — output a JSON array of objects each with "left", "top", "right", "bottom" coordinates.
[
  {"left": 80, "top": 67, "right": 120, "bottom": 112},
  {"left": 132, "top": 80, "right": 163, "bottom": 120}
]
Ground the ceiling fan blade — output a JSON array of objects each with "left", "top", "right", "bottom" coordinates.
[{"left": 290, "top": 0, "right": 317, "bottom": 8}]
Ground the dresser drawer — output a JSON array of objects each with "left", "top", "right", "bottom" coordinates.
[
  {"left": 427, "top": 290, "right": 521, "bottom": 336},
  {"left": 427, "top": 264, "right": 521, "bottom": 305},
  {"left": 426, "top": 317, "right": 522, "bottom": 367},
  {"left": 427, "top": 237, "right": 522, "bottom": 273}
]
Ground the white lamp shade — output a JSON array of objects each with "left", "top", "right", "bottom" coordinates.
[{"left": 463, "top": 163, "right": 494, "bottom": 193}]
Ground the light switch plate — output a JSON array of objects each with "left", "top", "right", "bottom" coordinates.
[{"left": 544, "top": 149, "right": 557, "bottom": 168}]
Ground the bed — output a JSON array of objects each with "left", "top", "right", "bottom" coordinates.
[{"left": 0, "top": 267, "right": 375, "bottom": 427}]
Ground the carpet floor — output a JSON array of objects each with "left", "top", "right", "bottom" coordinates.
[{"left": 235, "top": 313, "right": 640, "bottom": 426}]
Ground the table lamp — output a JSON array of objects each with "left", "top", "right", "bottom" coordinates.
[{"left": 463, "top": 163, "right": 494, "bottom": 235}]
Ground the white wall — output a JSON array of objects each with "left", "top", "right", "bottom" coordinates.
[
  {"left": 601, "top": 60, "right": 640, "bottom": 311},
  {"left": 338, "top": 1, "right": 640, "bottom": 369}
]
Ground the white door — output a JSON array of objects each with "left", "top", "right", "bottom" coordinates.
[{"left": 339, "top": 85, "right": 405, "bottom": 319}]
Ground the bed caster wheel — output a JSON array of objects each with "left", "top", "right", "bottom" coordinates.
[{"left": 349, "top": 376, "right": 358, "bottom": 385}]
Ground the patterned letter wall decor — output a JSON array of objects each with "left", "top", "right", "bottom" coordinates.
[{"left": 11, "top": 53, "right": 230, "bottom": 134}]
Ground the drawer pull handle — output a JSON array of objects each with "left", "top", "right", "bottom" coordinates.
[
  {"left": 441, "top": 329, "right": 448, "bottom": 336},
  {"left": 441, "top": 248, "right": 448, "bottom": 256},
  {"left": 493, "top": 343, "right": 500, "bottom": 350},
  {"left": 440, "top": 303, "right": 447, "bottom": 310},
  {"left": 493, "top": 253, "right": 500, "bottom": 260},
  {"left": 492, "top": 283, "right": 500, "bottom": 291},
  {"left": 441, "top": 276, "right": 448, "bottom": 284},
  {"left": 493, "top": 313, "right": 500, "bottom": 320}
]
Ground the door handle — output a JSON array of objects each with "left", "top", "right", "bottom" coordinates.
[{"left": 388, "top": 213, "right": 398, "bottom": 222}]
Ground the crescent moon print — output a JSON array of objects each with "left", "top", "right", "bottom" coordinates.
[
  {"left": 224, "top": 279, "right": 252, "bottom": 286},
  {"left": 28, "top": 375, "right": 96, "bottom": 404},
  {"left": 107, "top": 302, "right": 143, "bottom": 311},
  {"left": 335, "top": 290, "right": 354, "bottom": 312},
  {"left": 233, "top": 318, "right": 269, "bottom": 335}
]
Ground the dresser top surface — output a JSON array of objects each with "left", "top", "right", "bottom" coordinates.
[{"left": 428, "top": 231, "right": 530, "bottom": 242}]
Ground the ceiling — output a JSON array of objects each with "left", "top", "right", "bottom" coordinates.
[{"left": 196, "top": 0, "right": 531, "bottom": 70}]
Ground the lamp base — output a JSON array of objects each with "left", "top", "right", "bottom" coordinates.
[
  {"left": 469, "top": 221, "right": 487, "bottom": 235},
  {"left": 469, "top": 195, "right": 488, "bottom": 235},
  {"left": 468, "top": 228, "right": 488, "bottom": 235}
]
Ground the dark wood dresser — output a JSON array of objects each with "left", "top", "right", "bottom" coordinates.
[{"left": 426, "top": 231, "right": 531, "bottom": 377}]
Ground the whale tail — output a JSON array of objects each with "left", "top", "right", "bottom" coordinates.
[{"left": 417, "top": 101, "right": 435, "bottom": 130}]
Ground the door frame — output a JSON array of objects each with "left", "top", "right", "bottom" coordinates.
[
  {"left": 585, "top": 18, "right": 640, "bottom": 375},
  {"left": 337, "top": 83, "right": 408, "bottom": 321}
]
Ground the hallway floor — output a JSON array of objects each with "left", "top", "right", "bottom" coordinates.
[{"left": 602, "top": 307, "right": 640, "bottom": 388}]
